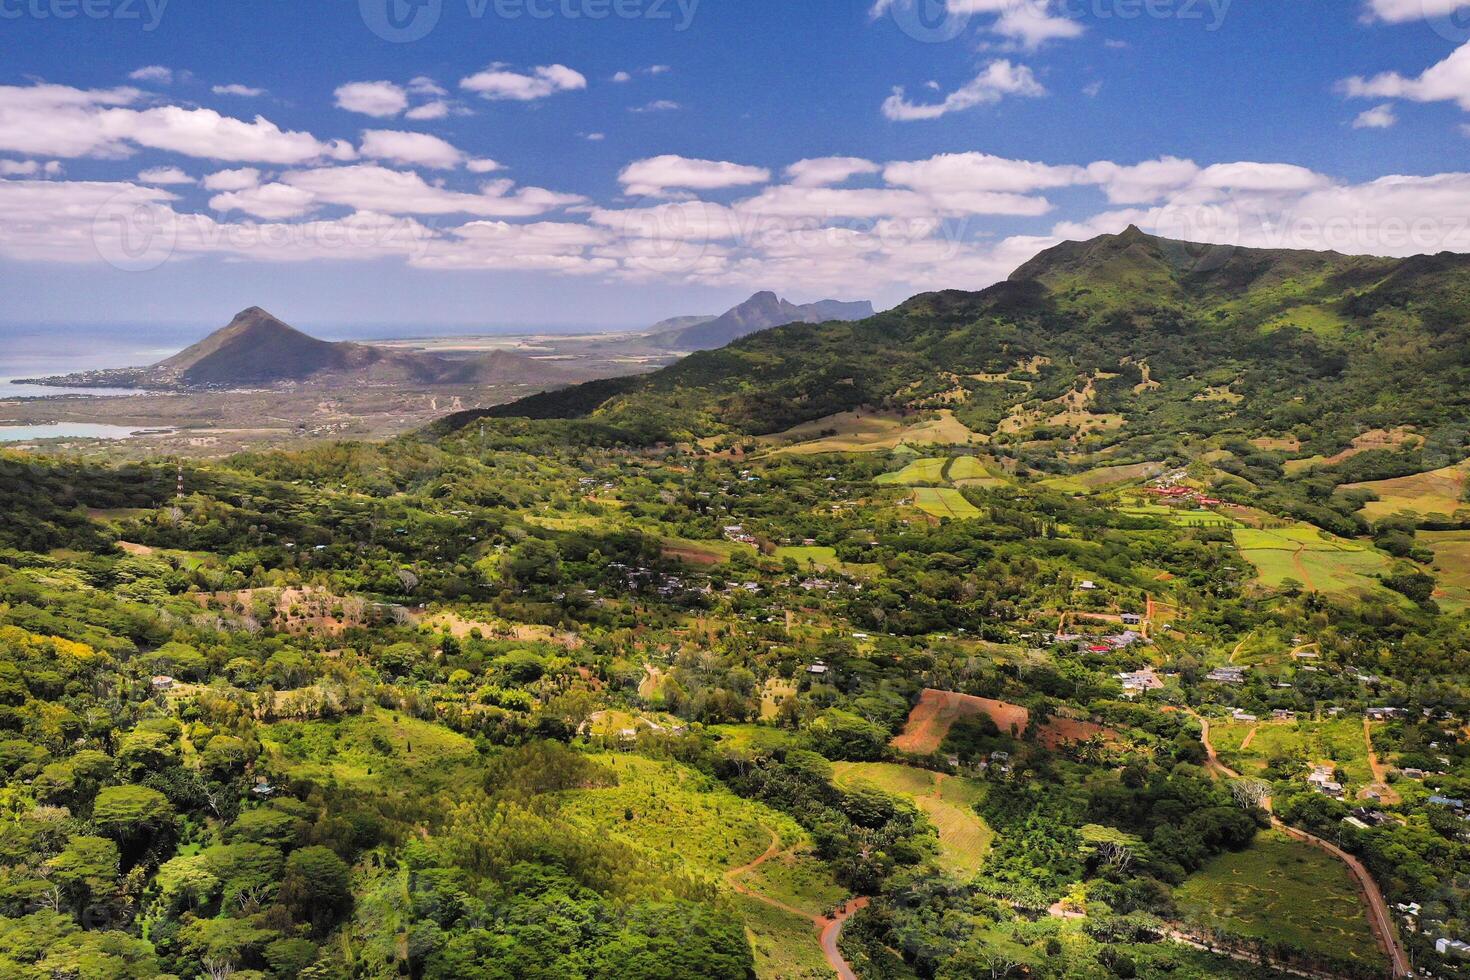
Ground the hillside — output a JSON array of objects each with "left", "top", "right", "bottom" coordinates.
[
  {"left": 648, "top": 291, "right": 875, "bottom": 351},
  {"left": 468, "top": 228, "right": 1470, "bottom": 465},
  {"left": 23, "top": 308, "right": 584, "bottom": 390}
]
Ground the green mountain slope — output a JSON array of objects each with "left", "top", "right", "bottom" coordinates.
[{"left": 461, "top": 227, "right": 1470, "bottom": 460}]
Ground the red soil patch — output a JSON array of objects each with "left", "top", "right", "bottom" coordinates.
[
  {"left": 892, "top": 689, "right": 1030, "bottom": 754},
  {"left": 893, "top": 688, "right": 1117, "bottom": 754}
]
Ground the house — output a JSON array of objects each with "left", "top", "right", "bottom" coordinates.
[
  {"left": 150, "top": 675, "right": 175, "bottom": 692},
  {"left": 1366, "top": 706, "right": 1404, "bottom": 721},
  {"left": 1308, "top": 765, "right": 1344, "bottom": 798},
  {"left": 1272, "top": 710, "right": 1296, "bottom": 722},
  {"left": 1401, "top": 768, "right": 1427, "bottom": 780},
  {"left": 1352, "top": 808, "right": 1392, "bottom": 827},
  {"left": 1207, "top": 666, "right": 1247, "bottom": 684},
  {"left": 806, "top": 663, "right": 829, "bottom": 676},
  {"left": 1120, "top": 613, "right": 1143, "bottom": 626},
  {"left": 1397, "top": 903, "right": 1422, "bottom": 917},
  {"left": 1429, "top": 795, "right": 1466, "bottom": 810},
  {"left": 1232, "top": 709, "right": 1258, "bottom": 723},
  {"left": 1117, "top": 668, "right": 1164, "bottom": 695},
  {"left": 1079, "top": 580, "right": 1098, "bottom": 591},
  {"left": 1436, "top": 938, "right": 1470, "bottom": 959},
  {"left": 1343, "top": 816, "right": 1371, "bottom": 831}
]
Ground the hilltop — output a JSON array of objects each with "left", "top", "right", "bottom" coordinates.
[
  {"left": 644, "top": 291, "right": 875, "bottom": 351},
  {"left": 22, "top": 308, "right": 586, "bottom": 391}
]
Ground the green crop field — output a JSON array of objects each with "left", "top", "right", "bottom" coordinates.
[
  {"left": 735, "top": 895, "right": 831, "bottom": 980},
  {"left": 875, "top": 457, "right": 948, "bottom": 485},
  {"left": 1176, "top": 831, "right": 1382, "bottom": 969},
  {"left": 912, "top": 487, "right": 982, "bottom": 520},
  {"left": 946, "top": 455, "right": 1006, "bottom": 486},
  {"left": 833, "top": 762, "right": 994, "bottom": 875},
  {"left": 1232, "top": 524, "right": 1393, "bottom": 596},
  {"left": 262, "top": 707, "right": 477, "bottom": 793},
  {"left": 1343, "top": 462, "right": 1470, "bottom": 522}
]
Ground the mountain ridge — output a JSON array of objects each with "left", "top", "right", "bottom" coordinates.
[{"left": 648, "top": 291, "right": 875, "bottom": 350}]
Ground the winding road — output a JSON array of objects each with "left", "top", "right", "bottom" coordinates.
[
  {"left": 726, "top": 828, "right": 869, "bottom": 979},
  {"left": 1192, "top": 712, "right": 1411, "bottom": 978}
]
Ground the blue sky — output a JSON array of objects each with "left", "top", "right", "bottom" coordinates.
[{"left": 1, "top": 0, "right": 1469, "bottom": 334}]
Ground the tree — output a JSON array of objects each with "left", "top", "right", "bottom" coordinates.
[
  {"left": 91, "top": 786, "right": 175, "bottom": 866},
  {"left": 280, "top": 845, "right": 351, "bottom": 934}
]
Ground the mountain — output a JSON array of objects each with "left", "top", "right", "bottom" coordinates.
[
  {"left": 23, "top": 308, "right": 585, "bottom": 390},
  {"left": 648, "top": 292, "right": 875, "bottom": 350},
  {"left": 461, "top": 228, "right": 1470, "bottom": 460}
]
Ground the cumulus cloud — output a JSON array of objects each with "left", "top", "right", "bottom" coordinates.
[
  {"left": 619, "top": 155, "right": 772, "bottom": 197},
  {"left": 882, "top": 61, "right": 1045, "bottom": 121},
  {"left": 1354, "top": 104, "right": 1398, "bottom": 129},
  {"left": 202, "top": 168, "right": 261, "bottom": 191},
  {"left": 128, "top": 66, "right": 173, "bottom": 84},
  {"left": 459, "top": 64, "right": 587, "bottom": 101},
  {"left": 359, "top": 130, "right": 469, "bottom": 169},
  {"left": 0, "top": 85, "right": 354, "bottom": 164},
  {"left": 334, "top": 81, "right": 410, "bottom": 118},
  {"left": 405, "top": 102, "right": 450, "bottom": 121},
  {"left": 1085, "top": 157, "right": 1200, "bottom": 204},
  {"left": 281, "top": 164, "right": 584, "bottom": 217},
  {"left": 210, "top": 183, "right": 318, "bottom": 220},
  {"left": 0, "top": 159, "right": 61, "bottom": 178},
  {"left": 1341, "top": 41, "right": 1470, "bottom": 112},
  {"left": 138, "top": 166, "right": 194, "bottom": 185},
  {"left": 785, "top": 157, "right": 881, "bottom": 188},
  {"left": 212, "top": 84, "right": 265, "bottom": 97}
]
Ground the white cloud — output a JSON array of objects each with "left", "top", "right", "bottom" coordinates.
[
  {"left": 620, "top": 155, "right": 771, "bottom": 197},
  {"left": 1085, "top": 157, "right": 1200, "bottom": 204},
  {"left": 466, "top": 158, "right": 503, "bottom": 173},
  {"left": 0, "top": 85, "right": 354, "bottom": 164},
  {"left": 583, "top": 132, "right": 606, "bottom": 141},
  {"left": 281, "top": 164, "right": 583, "bottom": 217},
  {"left": 408, "top": 77, "right": 448, "bottom": 97},
  {"left": 1354, "top": 104, "right": 1398, "bottom": 129},
  {"left": 138, "top": 166, "right": 194, "bottom": 185},
  {"left": 405, "top": 102, "right": 450, "bottom": 121},
  {"left": 882, "top": 61, "right": 1045, "bottom": 121},
  {"left": 611, "top": 71, "right": 633, "bottom": 83},
  {"left": 202, "top": 167, "right": 261, "bottom": 191},
  {"left": 459, "top": 64, "right": 587, "bottom": 101},
  {"left": 629, "top": 100, "right": 681, "bottom": 113},
  {"left": 360, "top": 130, "right": 468, "bottom": 169},
  {"left": 334, "top": 81, "right": 410, "bottom": 118},
  {"left": 885, "top": 152, "right": 1083, "bottom": 195},
  {"left": 210, "top": 183, "right": 318, "bottom": 220},
  {"left": 415, "top": 220, "right": 614, "bottom": 272},
  {"left": 786, "top": 157, "right": 881, "bottom": 187},
  {"left": 958, "top": 0, "right": 1084, "bottom": 48},
  {"left": 128, "top": 66, "right": 173, "bottom": 84},
  {"left": 1341, "top": 41, "right": 1470, "bottom": 112},
  {"left": 0, "top": 160, "right": 60, "bottom": 178},
  {"left": 1082, "top": 81, "right": 1103, "bottom": 98},
  {"left": 1361, "top": 0, "right": 1470, "bottom": 22},
  {"left": 1194, "top": 162, "right": 1330, "bottom": 193},
  {"left": 212, "top": 84, "right": 265, "bottom": 97}
]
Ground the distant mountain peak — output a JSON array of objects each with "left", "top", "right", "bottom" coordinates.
[{"left": 664, "top": 291, "right": 875, "bottom": 351}]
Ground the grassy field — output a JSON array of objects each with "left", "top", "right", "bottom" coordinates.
[
  {"left": 1421, "top": 529, "right": 1470, "bottom": 612},
  {"left": 1118, "top": 503, "right": 1242, "bottom": 528},
  {"left": 1342, "top": 461, "right": 1470, "bottom": 522},
  {"left": 660, "top": 535, "right": 757, "bottom": 566},
  {"left": 735, "top": 895, "right": 831, "bottom": 980},
  {"left": 946, "top": 455, "right": 1006, "bottom": 486},
  {"left": 832, "top": 762, "right": 994, "bottom": 876},
  {"left": 912, "top": 487, "right": 982, "bottom": 520},
  {"left": 773, "top": 545, "right": 881, "bottom": 578},
  {"left": 1176, "top": 831, "right": 1382, "bottom": 969},
  {"left": 559, "top": 754, "right": 806, "bottom": 873},
  {"left": 875, "top": 457, "right": 947, "bottom": 485},
  {"left": 262, "top": 707, "right": 478, "bottom": 793},
  {"left": 1231, "top": 524, "right": 1393, "bottom": 596},
  {"left": 1040, "top": 461, "right": 1165, "bottom": 493},
  {"left": 1210, "top": 717, "right": 1372, "bottom": 785}
]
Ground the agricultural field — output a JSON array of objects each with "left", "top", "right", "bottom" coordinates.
[
  {"left": 946, "top": 454, "right": 1007, "bottom": 486},
  {"left": 911, "top": 487, "right": 982, "bottom": 520},
  {"left": 875, "top": 457, "right": 947, "bottom": 485},
  {"left": 735, "top": 895, "right": 833, "bottom": 980},
  {"left": 661, "top": 535, "right": 757, "bottom": 565},
  {"left": 1231, "top": 524, "right": 1394, "bottom": 596},
  {"left": 773, "top": 545, "right": 881, "bottom": 577},
  {"left": 1118, "top": 502, "right": 1242, "bottom": 528},
  {"left": 1039, "top": 461, "right": 1165, "bottom": 493},
  {"left": 892, "top": 689, "right": 1031, "bottom": 754},
  {"left": 1209, "top": 717, "right": 1372, "bottom": 786},
  {"left": 1421, "top": 529, "right": 1470, "bottom": 612},
  {"left": 1176, "top": 831, "right": 1383, "bottom": 970},
  {"left": 832, "top": 763, "right": 994, "bottom": 876},
  {"left": 1341, "top": 461, "right": 1470, "bottom": 522}
]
